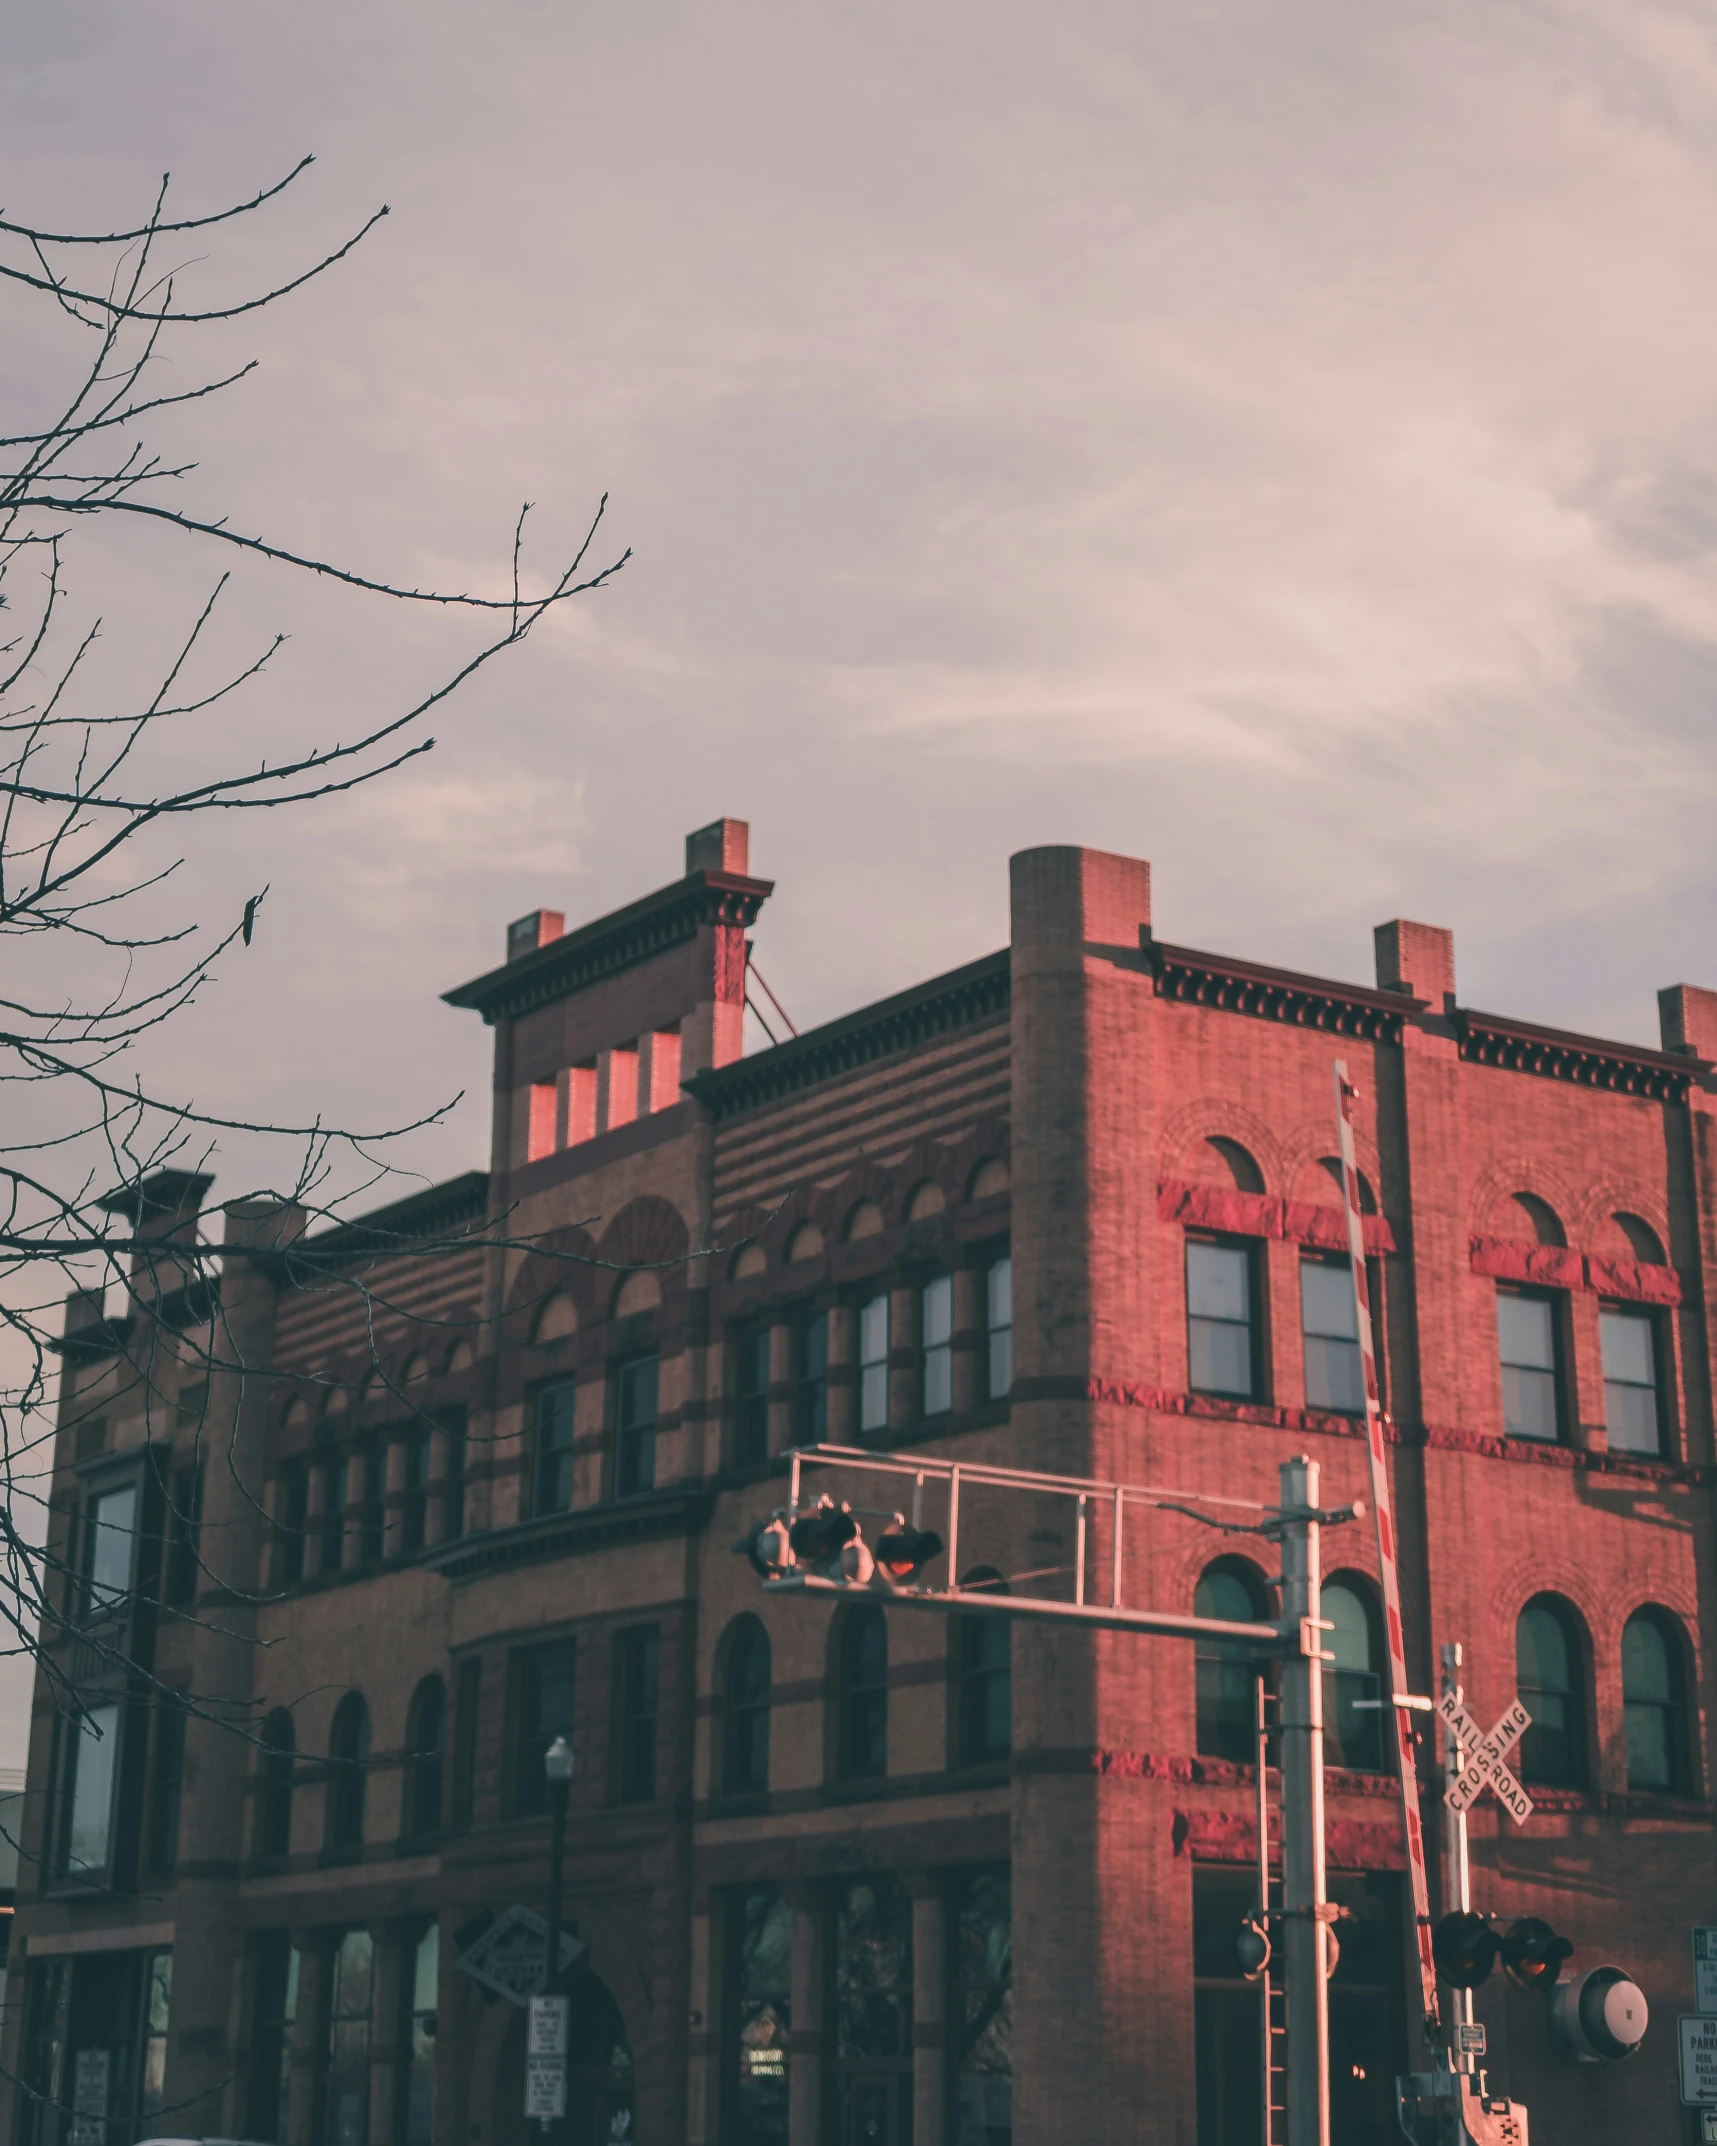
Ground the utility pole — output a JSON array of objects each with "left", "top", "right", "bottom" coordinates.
[{"left": 1279, "top": 1454, "right": 1332, "bottom": 2146}]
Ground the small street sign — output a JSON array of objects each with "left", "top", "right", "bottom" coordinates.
[
  {"left": 1437, "top": 1693, "right": 1534, "bottom": 1824},
  {"left": 457, "top": 1905, "right": 586, "bottom": 2007},
  {"left": 529, "top": 1995, "right": 570, "bottom": 2059},
  {"left": 1682, "top": 2015, "right": 1717, "bottom": 2106},
  {"left": 1695, "top": 1929, "right": 1717, "bottom": 2014},
  {"left": 525, "top": 2055, "right": 567, "bottom": 2122},
  {"left": 1456, "top": 2023, "right": 1487, "bottom": 2057}
]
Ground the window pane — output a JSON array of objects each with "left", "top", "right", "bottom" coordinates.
[
  {"left": 1623, "top": 1614, "right": 1683, "bottom": 1794},
  {"left": 859, "top": 1296, "right": 890, "bottom": 1434},
  {"left": 922, "top": 1275, "right": 952, "bottom": 1348},
  {"left": 955, "top": 1867, "right": 1012, "bottom": 2146},
  {"left": 987, "top": 1253, "right": 1013, "bottom": 1402},
  {"left": 66, "top": 1703, "right": 119, "bottom": 1872},
  {"left": 1189, "top": 1317, "right": 1253, "bottom": 1399},
  {"left": 725, "top": 1888, "right": 791, "bottom": 2145},
  {"left": 1497, "top": 1292, "right": 1555, "bottom": 1370},
  {"left": 1600, "top": 1310, "right": 1655, "bottom": 1386},
  {"left": 617, "top": 1356, "right": 657, "bottom": 1497},
  {"left": 860, "top": 1294, "right": 889, "bottom": 1367},
  {"left": 85, "top": 1484, "right": 137, "bottom": 1612},
  {"left": 1501, "top": 1363, "right": 1559, "bottom": 1442},
  {"left": 1187, "top": 1242, "right": 1249, "bottom": 1322},
  {"left": 1304, "top": 1334, "right": 1365, "bottom": 1415},
  {"left": 1300, "top": 1261, "right": 1357, "bottom": 1341},
  {"left": 1193, "top": 1570, "right": 1262, "bottom": 1763},
  {"left": 1516, "top": 1604, "right": 1582, "bottom": 1786}
]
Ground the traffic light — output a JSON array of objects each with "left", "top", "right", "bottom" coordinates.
[
  {"left": 733, "top": 1513, "right": 795, "bottom": 1580},
  {"left": 1233, "top": 1915, "right": 1270, "bottom": 1982},
  {"left": 873, "top": 1519, "right": 944, "bottom": 1587},
  {"left": 1499, "top": 1917, "right": 1573, "bottom": 1992},
  {"left": 1548, "top": 1965, "right": 1648, "bottom": 2064},
  {"left": 1431, "top": 1911, "right": 1499, "bottom": 1989},
  {"left": 788, "top": 1497, "right": 861, "bottom": 1575}
]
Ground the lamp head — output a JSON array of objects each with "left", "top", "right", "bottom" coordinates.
[{"left": 544, "top": 1734, "right": 574, "bottom": 1786}]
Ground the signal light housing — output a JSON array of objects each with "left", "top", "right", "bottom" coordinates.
[
  {"left": 733, "top": 1514, "right": 795, "bottom": 1580},
  {"left": 873, "top": 1520, "right": 944, "bottom": 1587},
  {"left": 788, "top": 1497, "right": 861, "bottom": 1574},
  {"left": 1499, "top": 1916, "right": 1573, "bottom": 1992},
  {"left": 1233, "top": 1916, "right": 1270, "bottom": 1983},
  {"left": 1549, "top": 1965, "right": 1648, "bottom": 2064},
  {"left": 1431, "top": 1911, "right": 1499, "bottom": 1989}
]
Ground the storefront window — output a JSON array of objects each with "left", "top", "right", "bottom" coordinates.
[
  {"left": 247, "top": 1933, "right": 300, "bottom": 2142},
  {"left": 723, "top": 1888, "right": 790, "bottom": 2146},
  {"left": 21, "top": 1946, "right": 172, "bottom": 2146},
  {"left": 322, "top": 1928, "right": 374, "bottom": 2146},
  {"left": 830, "top": 1876, "right": 913, "bottom": 2144},
  {"left": 397, "top": 1926, "right": 437, "bottom": 2146}
]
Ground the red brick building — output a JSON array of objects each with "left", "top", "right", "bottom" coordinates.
[{"left": 5, "top": 822, "right": 1713, "bottom": 2146}]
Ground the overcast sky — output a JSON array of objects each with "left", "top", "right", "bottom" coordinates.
[{"left": 6, "top": 0, "right": 1717, "bottom": 1757}]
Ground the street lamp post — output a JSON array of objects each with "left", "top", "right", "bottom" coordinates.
[{"left": 542, "top": 1736, "right": 574, "bottom": 2138}]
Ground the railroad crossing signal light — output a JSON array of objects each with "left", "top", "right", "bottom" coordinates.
[
  {"left": 733, "top": 1514, "right": 795, "bottom": 1580},
  {"left": 1233, "top": 1916, "right": 1270, "bottom": 1983},
  {"left": 873, "top": 1520, "right": 944, "bottom": 1586},
  {"left": 1431, "top": 1911, "right": 1500, "bottom": 1989},
  {"left": 788, "top": 1497, "right": 861, "bottom": 1574},
  {"left": 1548, "top": 1966, "right": 1648, "bottom": 2064},
  {"left": 1499, "top": 1917, "right": 1573, "bottom": 1992}
]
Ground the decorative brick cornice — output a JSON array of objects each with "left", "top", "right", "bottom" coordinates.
[
  {"left": 687, "top": 950, "right": 1010, "bottom": 1123},
  {"left": 442, "top": 869, "right": 773, "bottom": 1025},
  {"left": 1144, "top": 934, "right": 1422, "bottom": 1042},
  {"left": 1468, "top": 1234, "right": 1684, "bottom": 1305},
  {"left": 1158, "top": 1178, "right": 1400, "bottom": 1256},
  {"left": 426, "top": 1487, "right": 712, "bottom": 1581},
  {"left": 1453, "top": 1008, "right": 1703, "bottom": 1100},
  {"left": 290, "top": 1171, "right": 490, "bottom": 1277}
]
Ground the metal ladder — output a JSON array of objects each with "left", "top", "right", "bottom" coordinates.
[{"left": 1256, "top": 1677, "right": 1289, "bottom": 2146}]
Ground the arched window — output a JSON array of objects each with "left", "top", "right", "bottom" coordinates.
[
  {"left": 1623, "top": 1609, "right": 1690, "bottom": 1795},
  {"left": 1322, "top": 1580, "right": 1384, "bottom": 1773},
  {"left": 838, "top": 1605, "right": 888, "bottom": 1781},
  {"left": 1515, "top": 1600, "right": 1586, "bottom": 1788},
  {"left": 956, "top": 1570, "right": 1010, "bottom": 1766},
  {"left": 1194, "top": 1562, "right": 1267, "bottom": 1762},
  {"left": 723, "top": 1617, "right": 772, "bottom": 1796},
  {"left": 260, "top": 1708, "right": 295, "bottom": 1859},
  {"left": 403, "top": 1677, "right": 445, "bottom": 1843},
  {"left": 327, "top": 1692, "right": 370, "bottom": 1852}
]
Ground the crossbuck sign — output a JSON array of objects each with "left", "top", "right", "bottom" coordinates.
[{"left": 1437, "top": 1692, "right": 1534, "bottom": 1823}]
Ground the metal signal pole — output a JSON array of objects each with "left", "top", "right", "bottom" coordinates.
[{"left": 1280, "top": 1454, "right": 1332, "bottom": 2146}]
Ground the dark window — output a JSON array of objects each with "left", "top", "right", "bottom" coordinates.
[
  {"left": 1187, "top": 1240, "right": 1256, "bottom": 1399},
  {"left": 858, "top": 1294, "right": 890, "bottom": 1435},
  {"left": 22, "top": 1949, "right": 173, "bottom": 2146},
  {"left": 1623, "top": 1609, "right": 1690, "bottom": 1794},
  {"left": 921, "top": 1274, "right": 954, "bottom": 1416},
  {"left": 616, "top": 1355, "right": 658, "bottom": 1498},
  {"left": 1301, "top": 1258, "right": 1363, "bottom": 1414},
  {"left": 953, "top": 1866, "right": 1012, "bottom": 2146},
  {"left": 403, "top": 1677, "right": 445, "bottom": 1843},
  {"left": 1601, "top": 1308, "right": 1663, "bottom": 1455},
  {"left": 279, "top": 1460, "right": 309, "bottom": 1585},
  {"left": 1516, "top": 1599, "right": 1585, "bottom": 1787},
  {"left": 1193, "top": 1868, "right": 1262, "bottom": 2146},
  {"left": 442, "top": 1410, "right": 467, "bottom": 1542},
  {"left": 451, "top": 1658, "right": 480, "bottom": 1830},
  {"left": 958, "top": 1585, "right": 1011, "bottom": 1766},
  {"left": 1497, "top": 1289, "right": 1561, "bottom": 1441},
  {"left": 396, "top": 1924, "right": 437, "bottom": 2146},
  {"left": 829, "top": 1876, "right": 913, "bottom": 2142},
  {"left": 58, "top": 1700, "right": 121, "bottom": 1878},
  {"left": 723, "top": 1617, "right": 772, "bottom": 1796},
  {"left": 80, "top": 1480, "right": 138, "bottom": 1619},
  {"left": 359, "top": 1448, "right": 387, "bottom": 1565},
  {"left": 246, "top": 1931, "right": 301, "bottom": 2142},
  {"left": 401, "top": 1431, "right": 432, "bottom": 1555},
  {"left": 616, "top": 1627, "right": 660, "bottom": 1803},
  {"left": 514, "top": 1640, "right": 576, "bottom": 1818},
  {"left": 261, "top": 1708, "right": 296, "bottom": 1859},
  {"left": 986, "top": 1254, "right": 1013, "bottom": 1401},
  {"left": 533, "top": 1377, "right": 576, "bottom": 1516},
  {"left": 722, "top": 1887, "right": 790, "bottom": 2146},
  {"left": 145, "top": 1695, "right": 187, "bottom": 1872},
  {"left": 321, "top": 1928, "right": 374, "bottom": 2146},
  {"left": 838, "top": 1604, "right": 888, "bottom": 1780},
  {"left": 165, "top": 1465, "right": 203, "bottom": 1606},
  {"left": 737, "top": 1326, "right": 772, "bottom": 1467},
  {"left": 796, "top": 1310, "right": 829, "bottom": 1442},
  {"left": 1322, "top": 1580, "right": 1384, "bottom": 1772},
  {"left": 1194, "top": 1563, "right": 1265, "bottom": 1762},
  {"left": 319, "top": 1456, "right": 346, "bottom": 1575},
  {"left": 327, "top": 1693, "right": 369, "bottom": 1852}
]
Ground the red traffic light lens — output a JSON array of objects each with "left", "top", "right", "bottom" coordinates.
[
  {"left": 1500, "top": 1917, "right": 1572, "bottom": 1991},
  {"left": 874, "top": 1524, "right": 944, "bottom": 1581},
  {"left": 1431, "top": 1911, "right": 1499, "bottom": 1989}
]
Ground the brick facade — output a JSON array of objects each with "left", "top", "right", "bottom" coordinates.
[{"left": 5, "top": 822, "right": 1712, "bottom": 2145}]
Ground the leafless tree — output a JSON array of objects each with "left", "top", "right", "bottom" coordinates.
[{"left": 0, "top": 158, "right": 630, "bottom": 1756}]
